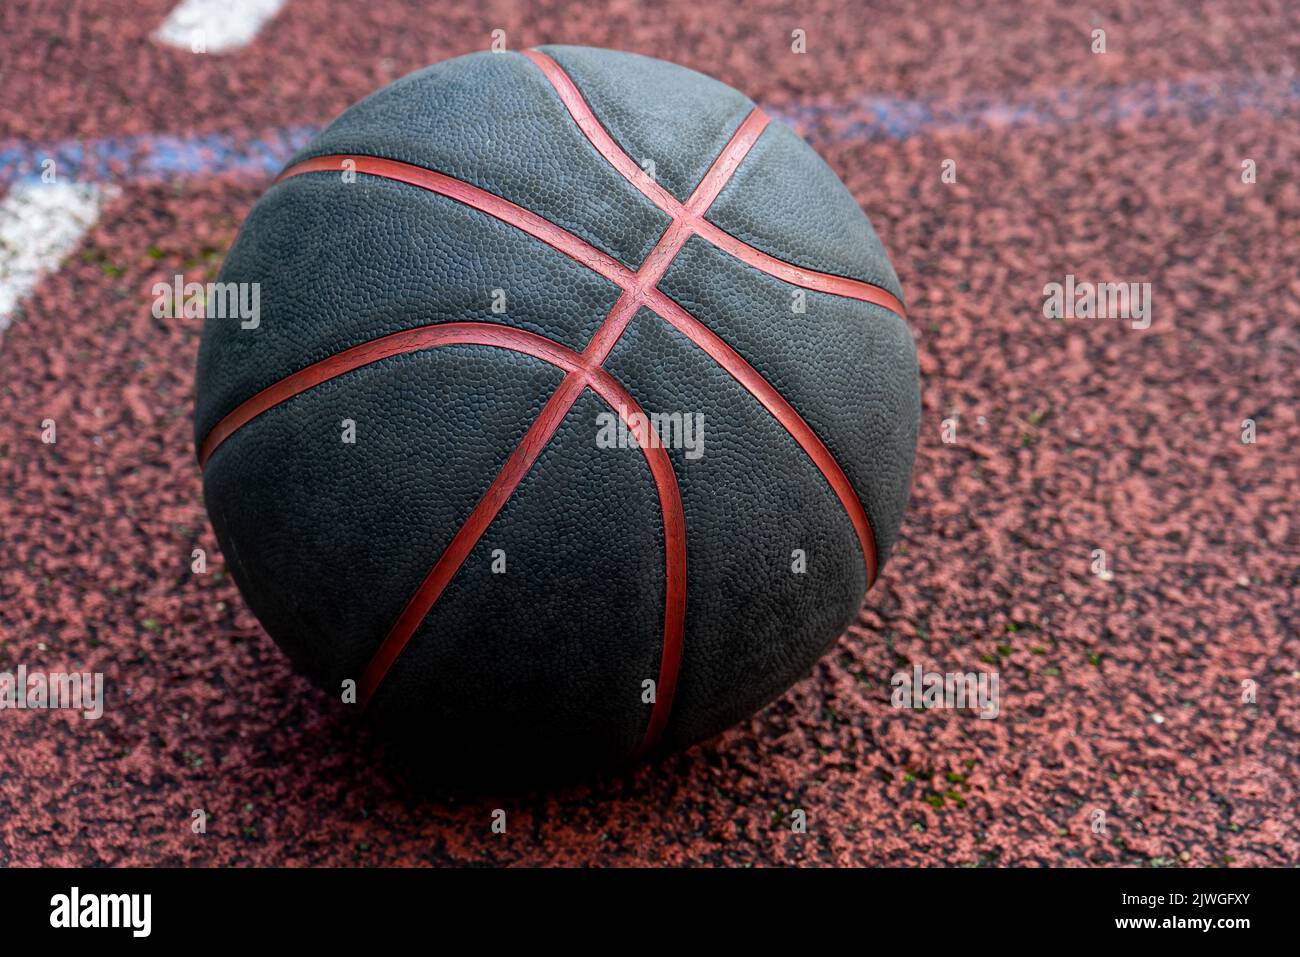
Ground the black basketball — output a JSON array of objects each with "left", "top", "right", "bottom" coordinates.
[{"left": 195, "top": 45, "right": 920, "bottom": 772}]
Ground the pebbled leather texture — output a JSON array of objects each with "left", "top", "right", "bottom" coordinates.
[
  {"left": 196, "top": 45, "right": 920, "bottom": 770},
  {"left": 539, "top": 45, "right": 755, "bottom": 204},
  {"left": 706, "top": 119, "right": 905, "bottom": 295},
  {"left": 194, "top": 174, "right": 623, "bottom": 445},
  {"left": 202, "top": 347, "right": 565, "bottom": 689},
  {"left": 288, "top": 51, "right": 671, "bottom": 270},
  {"left": 603, "top": 308, "right": 867, "bottom": 750},
  {"left": 372, "top": 388, "right": 668, "bottom": 768},
  {"left": 659, "top": 236, "right": 920, "bottom": 563}
]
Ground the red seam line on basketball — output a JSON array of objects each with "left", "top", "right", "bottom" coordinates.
[
  {"left": 523, "top": 49, "right": 906, "bottom": 318},
  {"left": 254, "top": 134, "right": 880, "bottom": 734},
  {"left": 582, "top": 375, "right": 687, "bottom": 756},
  {"left": 198, "top": 323, "right": 580, "bottom": 468},
  {"left": 358, "top": 372, "right": 587, "bottom": 706},
  {"left": 363, "top": 367, "right": 688, "bottom": 733},
  {"left": 685, "top": 108, "right": 771, "bottom": 213},
  {"left": 580, "top": 218, "right": 696, "bottom": 366},
  {"left": 518, "top": 52, "right": 884, "bottom": 579},
  {"left": 276, "top": 155, "right": 633, "bottom": 288},
  {"left": 521, "top": 49, "right": 682, "bottom": 213},
  {"left": 645, "top": 288, "right": 879, "bottom": 586},
  {"left": 264, "top": 151, "right": 879, "bottom": 583},
  {"left": 195, "top": 317, "right": 686, "bottom": 742},
  {"left": 692, "top": 221, "right": 907, "bottom": 316}
]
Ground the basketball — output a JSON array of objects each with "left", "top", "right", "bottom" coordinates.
[{"left": 194, "top": 45, "right": 919, "bottom": 772}]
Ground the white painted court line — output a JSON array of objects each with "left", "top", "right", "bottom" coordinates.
[
  {"left": 153, "top": 0, "right": 287, "bottom": 54},
  {"left": 0, "top": 181, "right": 119, "bottom": 337}
]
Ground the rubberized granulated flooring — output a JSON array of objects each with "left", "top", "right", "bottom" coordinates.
[{"left": 1, "top": 0, "right": 1297, "bottom": 866}]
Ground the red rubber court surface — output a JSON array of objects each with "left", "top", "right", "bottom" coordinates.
[{"left": 1, "top": 0, "right": 1297, "bottom": 866}]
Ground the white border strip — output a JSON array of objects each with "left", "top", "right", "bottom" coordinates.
[
  {"left": 153, "top": 0, "right": 287, "bottom": 54},
  {"left": 0, "top": 181, "right": 119, "bottom": 337}
]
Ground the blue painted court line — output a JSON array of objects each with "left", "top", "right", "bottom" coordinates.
[
  {"left": 1, "top": 72, "right": 1295, "bottom": 188},
  {"left": 0, "top": 127, "right": 317, "bottom": 188},
  {"left": 769, "top": 72, "right": 1300, "bottom": 143}
]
